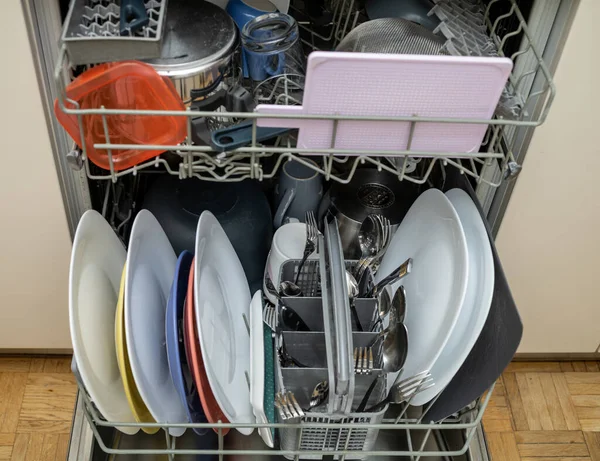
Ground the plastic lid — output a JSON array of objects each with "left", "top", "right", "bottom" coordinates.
[{"left": 54, "top": 61, "right": 186, "bottom": 171}]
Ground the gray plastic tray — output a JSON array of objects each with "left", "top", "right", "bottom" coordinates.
[{"left": 62, "top": 0, "right": 168, "bottom": 65}]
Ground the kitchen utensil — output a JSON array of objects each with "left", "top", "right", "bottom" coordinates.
[
  {"left": 275, "top": 392, "right": 305, "bottom": 422},
  {"left": 144, "top": 0, "right": 239, "bottom": 104},
  {"left": 115, "top": 263, "right": 159, "bottom": 434},
  {"left": 143, "top": 176, "right": 272, "bottom": 292},
  {"left": 354, "top": 347, "right": 374, "bottom": 375},
  {"left": 381, "top": 323, "right": 409, "bottom": 374},
  {"left": 337, "top": 17, "right": 445, "bottom": 54},
  {"left": 356, "top": 215, "right": 381, "bottom": 275},
  {"left": 120, "top": 0, "right": 149, "bottom": 35},
  {"left": 256, "top": 52, "right": 512, "bottom": 155},
  {"left": 370, "top": 288, "right": 392, "bottom": 332},
  {"left": 166, "top": 251, "right": 211, "bottom": 436},
  {"left": 376, "top": 189, "right": 468, "bottom": 393},
  {"left": 295, "top": 211, "right": 318, "bottom": 284},
  {"left": 367, "top": 258, "right": 412, "bottom": 298},
  {"left": 54, "top": 62, "right": 187, "bottom": 171},
  {"left": 183, "top": 259, "right": 230, "bottom": 435},
  {"left": 125, "top": 210, "right": 186, "bottom": 437},
  {"left": 69, "top": 210, "right": 138, "bottom": 435},
  {"left": 264, "top": 223, "right": 317, "bottom": 304},
  {"left": 356, "top": 214, "right": 392, "bottom": 284},
  {"left": 242, "top": 13, "right": 305, "bottom": 83},
  {"left": 210, "top": 121, "right": 291, "bottom": 151},
  {"left": 345, "top": 270, "right": 363, "bottom": 332},
  {"left": 423, "top": 169, "right": 522, "bottom": 422},
  {"left": 263, "top": 304, "right": 278, "bottom": 331},
  {"left": 250, "top": 291, "right": 275, "bottom": 448},
  {"left": 412, "top": 189, "right": 494, "bottom": 406},
  {"left": 305, "top": 381, "right": 329, "bottom": 412},
  {"left": 280, "top": 281, "right": 303, "bottom": 297},
  {"left": 281, "top": 305, "right": 311, "bottom": 332},
  {"left": 318, "top": 169, "right": 419, "bottom": 259},
  {"left": 227, "top": 0, "right": 278, "bottom": 32},
  {"left": 61, "top": 0, "right": 167, "bottom": 65},
  {"left": 278, "top": 336, "right": 308, "bottom": 368},
  {"left": 365, "top": 0, "right": 440, "bottom": 31},
  {"left": 274, "top": 159, "right": 324, "bottom": 228},
  {"left": 194, "top": 211, "right": 254, "bottom": 436},
  {"left": 365, "top": 371, "right": 434, "bottom": 413}
]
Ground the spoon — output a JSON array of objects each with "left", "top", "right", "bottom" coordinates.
[
  {"left": 280, "top": 281, "right": 303, "bottom": 298},
  {"left": 264, "top": 276, "right": 311, "bottom": 331},
  {"left": 381, "top": 323, "right": 408, "bottom": 373},
  {"left": 356, "top": 216, "right": 381, "bottom": 277},
  {"left": 304, "top": 381, "right": 329, "bottom": 412},
  {"left": 371, "top": 285, "right": 405, "bottom": 332},
  {"left": 363, "top": 370, "right": 433, "bottom": 413},
  {"left": 345, "top": 271, "right": 363, "bottom": 331}
]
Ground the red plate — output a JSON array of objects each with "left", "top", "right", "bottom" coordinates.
[{"left": 183, "top": 260, "right": 230, "bottom": 435}]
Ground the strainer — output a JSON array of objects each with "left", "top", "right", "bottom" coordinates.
[{"left": 336, "top": 18, "right": 447, "bottom": 55}]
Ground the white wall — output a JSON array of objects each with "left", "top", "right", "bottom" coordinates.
[
  {"left": 497, "top": 0, "right": 600, "bottom": 353},
  {"left": 0, "top": 0, "right": 72, "bottom": 349}
]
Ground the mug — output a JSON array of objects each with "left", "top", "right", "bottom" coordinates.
[
  {"left": 241, "top": 13, "right": 304, "bottom": 82},
  {"left": 274, "top": 159, "right": 323, "bottom": 228},
  {"left": 264, "top": 223, "right": 317, "bottom": 304}
]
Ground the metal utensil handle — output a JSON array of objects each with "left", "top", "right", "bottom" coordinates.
[{"left": 368, "top": 258, "right": 413, "bottom": 297}]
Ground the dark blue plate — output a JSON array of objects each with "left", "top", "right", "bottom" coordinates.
[{"left": 166, "top": 251, "right": 216, "bottom": 442}]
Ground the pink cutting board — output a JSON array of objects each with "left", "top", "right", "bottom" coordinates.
[{"left": 256, "top": 51, "right": 512, "bottom": 156}]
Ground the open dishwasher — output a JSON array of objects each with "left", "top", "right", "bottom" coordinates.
[{"left": 22, "top": 0, "right": 569, "bottom": 458}]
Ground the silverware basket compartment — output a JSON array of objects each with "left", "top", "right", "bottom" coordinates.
[{"left": 275, "top": 259, "right": 387, "bottom": 459}]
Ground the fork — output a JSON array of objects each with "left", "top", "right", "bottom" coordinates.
[
  {"left": 294, "top": 211, "right": 318, "bottom": 285},
  {"left": 362, "top": 371, "right": 435, "bottom": 413},
  {"left": 275, "top": 391, "right": 305, "bottom": 423},
  {"left": 354, "top": 347, "right": 374, "bottom": 375}
]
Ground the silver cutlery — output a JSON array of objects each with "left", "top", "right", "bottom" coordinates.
[
  {"left": 304, "top": 381, "right": 329, "bottom": 412},
  {"left": 354, "top": 347, "right": 374, "bottom": 375},
  {"left": 371, "top": 285, "right": 406, "bottom": 332},
  {"left": 355, "top": 215, "right": 381, "bottom": 278},
  {"left": 345, "top": 270, "right": 364, "bottom": 331},
  {"left": 294, "top": 211, "right": 318, "bottom": 285},
  {"left": 364, "top": 371, "right": 434, "bottom": 413},
  {"left": 367, "top": 258, "right": 412, "bottom": 298},
  {"left": 275, "top": 391, "right": 305, "bottom": 423},
  {"left": 278, "top": 335, "right": 308, "bottom": 368}
]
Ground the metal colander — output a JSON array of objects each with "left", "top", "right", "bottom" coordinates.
[{"left": 336, "top": 18, "right": 448, "bottom": 55}]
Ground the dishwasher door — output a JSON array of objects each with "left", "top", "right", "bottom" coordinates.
[{"left": 68, "top": 393, "right": 492, "bottom": 461}]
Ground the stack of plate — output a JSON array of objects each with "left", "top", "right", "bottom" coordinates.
[{"left": 69, "top": 208, "right": 272, "bottom": 445}]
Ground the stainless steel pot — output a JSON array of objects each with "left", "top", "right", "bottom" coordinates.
[
  {"left": 144, "top": 0, "right": 240, "bottom": 104},
  {"left": 318, "top": 169, "right": 421, "bottom": 258}
]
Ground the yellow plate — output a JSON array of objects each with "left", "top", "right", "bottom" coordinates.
[{"left": 115, "top": 263, "right": 159, "bottom": 434}]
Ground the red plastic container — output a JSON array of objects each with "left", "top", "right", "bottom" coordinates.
[{"left": 55, "top": 61, "right": 187, "bottom": 171}]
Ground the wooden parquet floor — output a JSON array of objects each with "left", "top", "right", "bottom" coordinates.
[
  {"left": 483, "top": 361, "right": 600, "bottom": 461},
  {"left": 1, "top": 357, "right": 600, "bottom": 460}
]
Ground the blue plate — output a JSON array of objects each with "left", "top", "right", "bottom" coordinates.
[{"left": 166, "top": 251, "right": 215, "bottom": 441}]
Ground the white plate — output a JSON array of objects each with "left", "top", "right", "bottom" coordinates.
[
  {"left": 125, "top": 210, "right": 187, "bottom": 437},
  {"left": 69, "top": 210, "right": 138, "bottom": 435},
  {"left": 375, "top": 189, "right": 468, "bottom": 395},
  {"left": 194, "top": 211, "right": 254, "bottom": 436},
  {"left": 411, "top": 189, "right": 495, "bottom": 406},
  {"left": 250, "top": 291, "right": 274, "bottom": 447}
]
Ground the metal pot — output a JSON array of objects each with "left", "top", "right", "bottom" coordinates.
[
  {"left": 318, "top": 169, "right": 421, "bottom": 258},
  {"left": 144, "top": 0, "right": 240, "bottom": 104}
]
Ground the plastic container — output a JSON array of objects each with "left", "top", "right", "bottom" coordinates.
[{"left": 55, "top": 61, "right": 187, "bottom": 171}]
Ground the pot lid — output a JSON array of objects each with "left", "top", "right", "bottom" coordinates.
[{"left": 144, "top": 0, "right": 238, "bottom": 77}]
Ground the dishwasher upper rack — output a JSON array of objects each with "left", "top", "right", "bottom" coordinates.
[
  {"left": 52, "top": 0, "right": 555, "bottom": 186},
  {"left": 77, "top": 379, "right": 495, "bottom": 459}
]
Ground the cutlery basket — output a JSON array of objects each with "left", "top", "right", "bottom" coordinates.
[
  {"left": 274, "top": 258, "right": 388, "bottom": 459},
  {"left": 62, "top": 0, "right": 168, "bottom": 65}
]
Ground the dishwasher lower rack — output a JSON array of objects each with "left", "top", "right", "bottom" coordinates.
[{"left": 77, "top": 382, "right": 495, "bottom": 459}]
